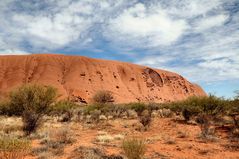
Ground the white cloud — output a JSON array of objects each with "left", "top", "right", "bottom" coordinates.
[
  {"left": 10, "top": 1, "right": 94, "bottom": 49},
  {"left": 194, "top": 14, "right": 228, "bottom": 31},
  {"left": 104, "top": 3, "right": 188, "bottom": 47},
  {"left": 0, "top": 49, "right": 30, "bottom": 55},
  {"left": 162, "top": 0, "right": 223, "bottom": 18},
  {"left": 137, "top": 55, "right": 173, "bottom": 66},
  {"left": 0, "top": 0, "right": 135, "bottom": 51}
]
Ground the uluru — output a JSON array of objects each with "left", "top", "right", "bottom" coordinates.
[{"left": 0, "top": 54, "right": 206, "bottom": 103}]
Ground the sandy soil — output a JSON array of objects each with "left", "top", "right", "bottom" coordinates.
[{"left": 24, "top": 117, "right": 239, "bottom": 159}]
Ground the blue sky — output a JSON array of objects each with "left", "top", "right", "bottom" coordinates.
[{"left": 0, "top": 0, "right": 238, "bottom": 98}]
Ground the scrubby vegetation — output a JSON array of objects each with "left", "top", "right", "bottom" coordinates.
[
  {"left": 0, "top": 86, "right": 239, "bottom": 158},
  {"left": 164, "top": 95, "right": 227, "bottom": 121}
]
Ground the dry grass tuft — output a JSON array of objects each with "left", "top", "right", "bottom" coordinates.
[
  {"left": 122, "top": 138, "right": 146, "bottom": 159},
  {"left": 0, "top": 137, "right": 31, "bottom": 159}
]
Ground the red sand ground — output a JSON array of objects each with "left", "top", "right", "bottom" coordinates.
[
  {"left": 27, "top": 117, "right": 239, "bottom": 159},
  {"left": 0, "top": 54, "right": 206, "bottom": 103}
]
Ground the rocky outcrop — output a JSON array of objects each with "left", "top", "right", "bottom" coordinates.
[{"left": 0, "top": 54, "right": 206, "bottom": 103}]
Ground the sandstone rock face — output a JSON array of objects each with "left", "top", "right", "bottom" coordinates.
[{"left": 0, "top": 54, "right": 206, "bottom": 103}]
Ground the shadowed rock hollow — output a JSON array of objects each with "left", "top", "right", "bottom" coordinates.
[{"left": 0, "top": 54, "right": 206, "bottom": 103}]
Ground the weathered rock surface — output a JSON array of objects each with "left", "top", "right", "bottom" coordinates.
[{"left": 0, "top": 54, "right": 206, "bottom": 103}]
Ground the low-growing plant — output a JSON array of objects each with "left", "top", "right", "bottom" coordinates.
[
  {"left": 39, "top": 127, "right": 74, "bottom": 156},
  {"left": 96, "top": 134, "right": 114, "bottom": 143},
  {"left": 0, "top": 137, "right": 31, "bottom": 159},
  {"left": 92, "top": 90, "right": 114, "bottom": 104},
  {"left": 122, "top": 138, "right": 146, "bottom": 159}
]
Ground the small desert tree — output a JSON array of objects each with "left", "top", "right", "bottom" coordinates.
[
  {"left": 92, "top": 90, "right": 114, "bottom": 104},
  {"left": 9, "top": 84, "right": 57, "bottom": 135},
  {"left": 195, "top": 95, "right": 226, "bottom": 138}
]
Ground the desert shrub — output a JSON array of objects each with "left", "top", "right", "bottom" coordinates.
[
  {"left": 138, "top": 110, "right": 152, "bottom": 129},
  {"left": 0, "top": 137, "right": 31, "bottom": 159},
  {"left": 167, "top": 95, "right": 226, "bottom": 121},
  {"left": 51, "top": 100, "right": 77, "bottom": 122},
  {"left": 0, "top": 100, "right": 11, "bottom": 115},
  {"left": 49, "top": 128, "right": 74, "bottom": 144},
  {"left": 61, "top": 111, "right": 74, "bottom": 122},
  {"left": 84, "top": 104, "right": 102, "bottom": 115},
  {"left": 22, "top": 110, "right": 42, "bottom": 135},
  {"left": 227, "top": 92, "right": 239, "bottom": 129},
  {"left": 50, "top": 100, "right": 77, "bottom": 114},
  {"left": 122, "top": 138, "right": 146, "bottom": 159},
  {"left": 127, "top": 103, "right": 146, "bottom": 116},
  {"left": 197, "top": 95, "right": 226, "bottom": 117},
  {"left": 92, "top": 90, "right": 114, "bottom": 104},
  {"left": 147, "top": 102, "right": 161, "bottom": 111},
  {"left": 9, "top": 84, "right": 57, "bottom": 135},
  {"left": 84, "top": 103, "right": 116, "bottom": 115},
  {"left": 182, "top": 108, "right": 193, "bottom": 121},
  {"left": 139, "top": 115, "right": 151, "bottom": 129},
  {"left": 226, "top": 91, "right": 239, "bottom": 138},
  {"left": 196, "top": 114, "right": 212, "bottom": 138}
]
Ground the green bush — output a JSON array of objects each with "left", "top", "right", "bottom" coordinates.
[
  {"left": 9, "top": 84, "right": 57, "bottom": 135},
  {"left": 92, "top": 90, "right": 114, "bottom": 104},
  {"left": 83, "top": 104, "right": 102, "bottom": 115},
  {"left": 122, "top": 138, "right": 146, "bottom": 159},
  {"left": 0, "top": 137, "right": 31, "bottom": 159},
  {"left": 127, "top": 103, "right": 146, "bottom": 116},
  {"left": 49, "top": 100, "right": 78, "bottom": 122},
  {"left": 9, "top": 84, "right": 57, "bottom": 116},
  {"left": 50, "top": 100, "right": 77, "bottom": 115},
  {"left": 165, "top": 95, "right": 226, "bottom": 121}
]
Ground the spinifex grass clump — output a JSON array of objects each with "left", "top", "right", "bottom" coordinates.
[
  {"left": 0, "top": 137, "right": 31, "bottom": 159},
  {"left": 122, "top": 138, "right": 146, "bottom": 159}
]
